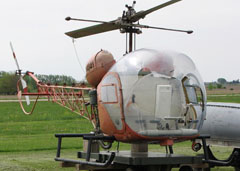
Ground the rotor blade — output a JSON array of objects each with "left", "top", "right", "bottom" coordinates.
[
  {"left": 20, "top": 77, "right": 30, "bottom": 105},
  {"left": 10, "top": 42, "right": 21, "bottom": 71},
  {"left": 65, "top": 22, "right": 121, "bottom": 38},
  {"left": 10, "top": 42, "right": 30, "bottom": 105},
  {"left": 130, "top": 0, "right": 182, "bottom": 22},
  {"left": 130, "top": 23, "right": 193, "bottom": 34},
  {"left": 65, "top": 17, "right": 108, "bottom": 24}
]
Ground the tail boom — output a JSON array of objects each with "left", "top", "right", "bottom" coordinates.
[{"left": 17, "top": 72, "right": 95, "bottom": 125}]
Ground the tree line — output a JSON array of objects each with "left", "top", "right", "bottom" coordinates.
[
  {"left": 207, "top": 78, "right": 240, "bottom": 90},
  {"left": 0, "top": 71, "right": 80, "bottom": 95},
  {"left": 2, "top": 71, "right": 238, "bottom": 95}
]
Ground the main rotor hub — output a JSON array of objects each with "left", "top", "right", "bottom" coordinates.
[
  {"left": 124, "top": 1, "right": 137, "bottom": 22},
  {"left": 120, "top": 27, "right": 142, "bottom": 34}
]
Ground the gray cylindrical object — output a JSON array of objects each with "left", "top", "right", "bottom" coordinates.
[
  {"left": 89, "top": 90, "right": 97, "bottom": 105},
  {"left": 200, "top": 102, "right": 240, "bottom": 147}
]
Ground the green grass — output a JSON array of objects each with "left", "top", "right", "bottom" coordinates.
[
  {"left": 0, "top": 98, "right": 239, "bottom": 170},
  {"left": 0, "top": 102, "right": 94, "bottom": 152},
  {"left": 207, "top": 95, "right": 240, "bottom": 103},
  {"left": 0, "top": 102, "right": 94, "bottom": 170}
]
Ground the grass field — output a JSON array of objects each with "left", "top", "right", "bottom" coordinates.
[
  {"left": 0, "top": 95, "right": 239, "bottom": 170},
  {"left": 207, "top": 95, "right": 240, "bottom": 103},
  {"left": 0, "top": 101, "right": 94, "bottom": 170}
]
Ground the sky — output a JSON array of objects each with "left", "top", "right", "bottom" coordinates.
[{"left": 1, "top": 0, "right": 240, "bottom": 82}]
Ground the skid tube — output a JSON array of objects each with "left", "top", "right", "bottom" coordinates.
[{"left": 54, "top": 133, "right": 116, "bottom": 167}]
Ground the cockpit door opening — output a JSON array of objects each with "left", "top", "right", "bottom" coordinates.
[{"left": 182, "top": 76, "right": 204, "bottom": 129}]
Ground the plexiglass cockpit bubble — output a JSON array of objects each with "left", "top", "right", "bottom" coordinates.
[{"left": 100, "top": 49, "right": 206, "bottom": 137}]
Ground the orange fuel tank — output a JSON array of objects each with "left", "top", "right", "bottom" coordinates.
[{"left": 86, "top": 50, "right": 116, "bottom": 87}]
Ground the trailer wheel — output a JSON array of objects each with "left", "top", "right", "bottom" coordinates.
[{"left": 179, "top": 166, "right": 193, "bottom": 171}]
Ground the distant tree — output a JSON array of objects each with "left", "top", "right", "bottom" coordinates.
[
  {"left": 208, "top": 83, "right": 217, "bottom": 90},
  {"left": 0, "top": 71, "right": 4, "bottom": 78},
  {"left": 79, "top": 79, "right": 91, "bottom": 87},
  {"left": 216, "top": 83, "right": 222, "bottom": 89},
  {"left": 0, "top": 72, "right": 19, "bottom": 95},
  {"left": 217, "top": 78, "right": 227, "bottom": 85},
  {"left": 232, "top": 79, "right": 239, "bottom": 84},
  {"left": 35, "top": 74, "right": 77, "bottom": 86},
  {"left": 208, "top": 83, "right": 214, "bottom": 90},
  {"left": 0, "top": 71, "right": 78, "bottom": 95}
]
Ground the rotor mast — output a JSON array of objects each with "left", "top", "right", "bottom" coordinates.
[
  {"left": 122, "top": 1, "right": 138, "bottom": 53},
  {"left": 125, "top": 28, "right": 140, "bottom": 53}
]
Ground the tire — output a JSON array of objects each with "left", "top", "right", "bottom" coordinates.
[{"left": 179, "top": 166, "right": 193, "bottom": 171}]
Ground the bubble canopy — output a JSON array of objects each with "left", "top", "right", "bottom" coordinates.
[{"left": 99, "top": 49, "right": 206, "bottom": 138}]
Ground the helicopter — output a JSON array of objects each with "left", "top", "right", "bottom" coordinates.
[
  {"left": 12, "top": 0, "right": 240, "bottom": 154},
  {"left": 12, "top": 0, "right": 206, "bottom": 147}
]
